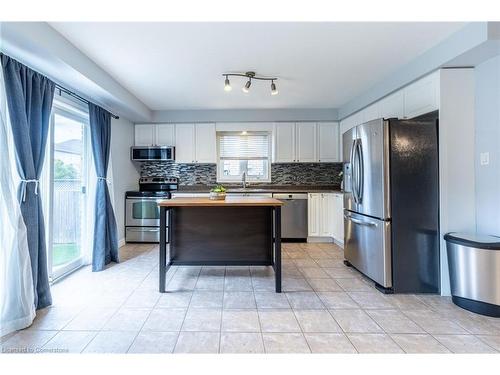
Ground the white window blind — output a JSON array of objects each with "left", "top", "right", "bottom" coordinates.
[
  {"left": 219, "top": 133, "right": 269, "bottom": 160},
  {"left": 217, "top": 131, "right": 271, "bottom": 182}
]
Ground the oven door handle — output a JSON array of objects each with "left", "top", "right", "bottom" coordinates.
[
  {"left": 126, "top": 228, "right": 161, "bottom": 232},
  {"left": 126, "top": 197, "right": 168, "bottom": 201}
]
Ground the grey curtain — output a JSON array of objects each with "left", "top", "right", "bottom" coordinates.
[
  {"left": 1, "top": 54, "right": 55, "bottom": 309},
  {"left": 88, "top": 103, "right": 119, "bottom": 271}
]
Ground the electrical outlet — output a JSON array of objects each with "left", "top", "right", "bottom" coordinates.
[{"left": 480, "top": 152, "right": 490, "bottom": 166}]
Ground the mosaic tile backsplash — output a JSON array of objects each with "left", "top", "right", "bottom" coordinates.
[{"left": 140, "top": 161, "right": 343, "bottom": 187}]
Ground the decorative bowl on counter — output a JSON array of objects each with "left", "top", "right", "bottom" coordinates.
[{"left": 209, "top": 185, "right": 227, "bottom": 200}]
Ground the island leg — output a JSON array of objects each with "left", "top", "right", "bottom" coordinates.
[
  {"left": 274, "top": 206, "right": 282, "bottom": 293},
  {"left": 159, "top": 206, "right": 167, "bottom": 293}
]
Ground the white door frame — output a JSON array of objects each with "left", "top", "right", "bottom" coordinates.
[{"left": 46, "top": 101, "right": 90, "bottom": 282}]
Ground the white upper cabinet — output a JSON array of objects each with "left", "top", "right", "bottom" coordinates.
[
  {"left": 274, "top": 122, "right": 323, "bottom": 163},
  {"left": 194, "top": 123, "right": 216, "bottom": 163},
  {"left": 362, "top": 102, "right": 381, "bottom": 123},
  {"left": 274, "top": 122, "right": 296, "bottom": 162},
  {"left": 156, "top": 124, "right": 175, "bottom": 146},
  {"left": 295, "top": 122, "right": 317, "bottom": 163},
  {"left": 135, "top": 123, "right": 175, "bottom": 146},
  {"left": 135, "top": 124, "right": 156, "bottom": 146},
  {"left": 317, "top": 122, "right": 340, "bottom": 162},
  {"left": 403, "top": 71, "right": 439, "bottom": 119},
  {"left": 174, "top": 124, "right": 196, "bottom": 163},
  {"left": 379, "top": 90, "right": 405, "bottom": 119},
  {"left": 175, "top": 123, "right": 216, "bottom": 164}
]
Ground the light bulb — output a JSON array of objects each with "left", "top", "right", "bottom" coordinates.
[
  {"left": 224, "top": 76, "right": 232, "bottom": 92},
  {"left": 242, "top": 79, "right": 251, "bottom": 93},
  {"left": 271, "top": 81, "right": 278, "bottom": 96}
]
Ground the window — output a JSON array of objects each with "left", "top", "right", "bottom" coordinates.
[{"left": 217, "top": 131, "right": 271, "bottom": 183}]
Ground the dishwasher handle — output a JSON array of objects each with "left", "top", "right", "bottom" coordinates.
[{"left": 272, "top": 193, "right": 308, "bottom": 200}]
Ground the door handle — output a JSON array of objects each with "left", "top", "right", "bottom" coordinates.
[
  {"left": 356, "top": 140, "right": 364, "bottom": 203},
  {"left": 344, "top": 214, "right": 377, "bottom": 227},
  {"left": 350, "top": 139, "right": 358, "bottom": 203},
  {"left": 126, "top": 228, "right": 160, "bottom": 232}
]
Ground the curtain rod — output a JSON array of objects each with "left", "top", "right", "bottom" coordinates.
[{"left": 55, "top": 85, "right": 120, "bottom": 119}]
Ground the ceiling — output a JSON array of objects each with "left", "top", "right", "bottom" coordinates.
[{"left": 49, "top": 22, "right": 466, "bottom": 111}]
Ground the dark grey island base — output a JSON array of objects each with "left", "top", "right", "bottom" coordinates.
[{"left": 158, "top": 197, "right": 283, "bottom": 293}]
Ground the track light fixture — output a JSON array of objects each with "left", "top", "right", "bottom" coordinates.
[{"left": 222, "top": 71, "right": 278, "bottom": 95}]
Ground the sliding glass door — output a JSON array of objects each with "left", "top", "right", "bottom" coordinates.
[{"left": 46, "top": 102, "right": 90, "bottom": 280}]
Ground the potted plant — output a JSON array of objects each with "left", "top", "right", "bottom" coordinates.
[{"left": 210, "top": 184, "right": 227, "bottom": 200}]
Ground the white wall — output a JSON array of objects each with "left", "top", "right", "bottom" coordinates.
[
  {"left": 438, "top": 68, "right": 476, "bottom": 295},
  {"left": 475, "top": 55, "right": 500, "bottom": 236},
  {"left": 110, "top": 117, "right": 139, "bottom": 244}
]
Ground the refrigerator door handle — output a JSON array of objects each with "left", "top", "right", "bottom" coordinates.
[
  {"left": 356, "top": 139, "right": 364, "bottom": 203},
  {"left": 344, "top": 213, "right": 378, "bottom": 227},
  {"left": 350, "top": 139, "right": 359, "bottom": 203}
]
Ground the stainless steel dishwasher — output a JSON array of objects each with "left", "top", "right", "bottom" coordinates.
[{"left": 272, "top": 193, "right": 308, "bottom": 241}]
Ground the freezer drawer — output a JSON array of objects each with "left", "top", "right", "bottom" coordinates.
[{"left": 344, "top": 210, "right": 392, "bottom": 288}]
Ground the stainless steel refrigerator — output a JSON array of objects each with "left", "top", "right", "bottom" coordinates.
[{"left": 342, "top": 112, "right": 440, "bottom": 293}]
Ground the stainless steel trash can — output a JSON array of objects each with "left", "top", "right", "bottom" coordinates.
[{"left": 444, "top": 232, "right": 500, "bottom": 317}]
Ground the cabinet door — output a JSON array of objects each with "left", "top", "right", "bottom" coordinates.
[
  {"left": 320, "top": 193, "right": 334, "bottom": 237},
  {"left": 379, "top": 91, "right": 404, "bottom": 119},
  {"left": 195, "top": 123, "right": 216, "bottom": 163},
  {"left": 308, "top": 193, "right": 321, "bottom": 237},
  {"left": 135, "top": 124, "right": 155, "bottom": 146},
  {"left": 333, "top": 193, "right": 344, "bottom": 243},
  {"left": 362, "top": 103, "right": 381, "bottom": 123},
  {"left": 274, "top": 122, "right": 296, "bottom": 162},
  {"left": 317, "top": 122, "right": 339, "bottom": 162},
  {"left": 156, "top": 124, "right": 175, "bottom": 146},
  {"left": 174, "top": 124, "right": 196, "bottom": 163},
  {"left": 403, "top": 72, "right": 439, "bottom": 119},
  {"left": 296, "top": 122, "right": 317, "bottom": 162}
]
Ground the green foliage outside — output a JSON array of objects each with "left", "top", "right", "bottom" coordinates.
[
  {"left": 53, "top": 243, "right": 79, "bottom": 267},
  {"left": 54, "top": 159, "right": 78, "bottom": 179}
]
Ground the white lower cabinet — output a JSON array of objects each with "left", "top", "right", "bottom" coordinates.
[
  {"left": 332, "top": 193, "right": 344, "bottom": 244},
  {"left": 308, "top": 192, "right": 344, "bottom": 243},
  {"left": 320, "top": 193, "right": 334, "bottom": 237},
  {"left": 307, "top": 193, "right": 321, "bottom": 236}
]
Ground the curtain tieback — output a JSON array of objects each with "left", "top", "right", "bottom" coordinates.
[
  {"left": 97, "top": 176, "right": 109, "bottom": 182},
  {"left": 20, "top": 179, "right": 39, "bottom": 202}
]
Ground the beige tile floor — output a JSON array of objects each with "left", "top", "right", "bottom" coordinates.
[{"left": 2, "top": 242, "right": 500, "bottom": 354}]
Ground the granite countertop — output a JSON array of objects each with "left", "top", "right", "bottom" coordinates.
[{"left": 176, "top": 185, "right": 343, "bottom": 194}]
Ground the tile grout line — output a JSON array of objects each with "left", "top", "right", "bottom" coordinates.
[{"left": 173, "top": 267, "right": 199, "bottom": 353}]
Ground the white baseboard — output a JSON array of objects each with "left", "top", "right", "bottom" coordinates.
[
  {"left": 333, "top": 239, "right": 344, "bottom": 249},
  {"left": 307, "top": 237, "right": 344, "bottom": 248},
  {"left": 118, "top": 238, "right": 126, "bottom": 248},
  {"left": 307, "top": 237, "right": 334, "bottom": 243}
]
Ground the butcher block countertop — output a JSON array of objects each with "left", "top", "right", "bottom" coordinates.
[{"left": 158, "top": 196, "right": 284, "bottom": 207}]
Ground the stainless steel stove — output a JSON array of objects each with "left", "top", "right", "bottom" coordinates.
[{"left": 125, "top": 177, "right": 178, "bottom": 243}]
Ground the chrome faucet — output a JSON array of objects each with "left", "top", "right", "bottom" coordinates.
[{"left": 242, "top": 172, "right": 247, "bottom": 188}]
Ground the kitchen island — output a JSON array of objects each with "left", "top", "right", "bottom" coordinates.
[{"left": 157, "top": 197, "right": 284, "bottom": 293}]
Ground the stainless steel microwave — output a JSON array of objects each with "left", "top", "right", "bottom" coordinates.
[{"left": 131, "top": 146, "right": 175, "bottom": 161}]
